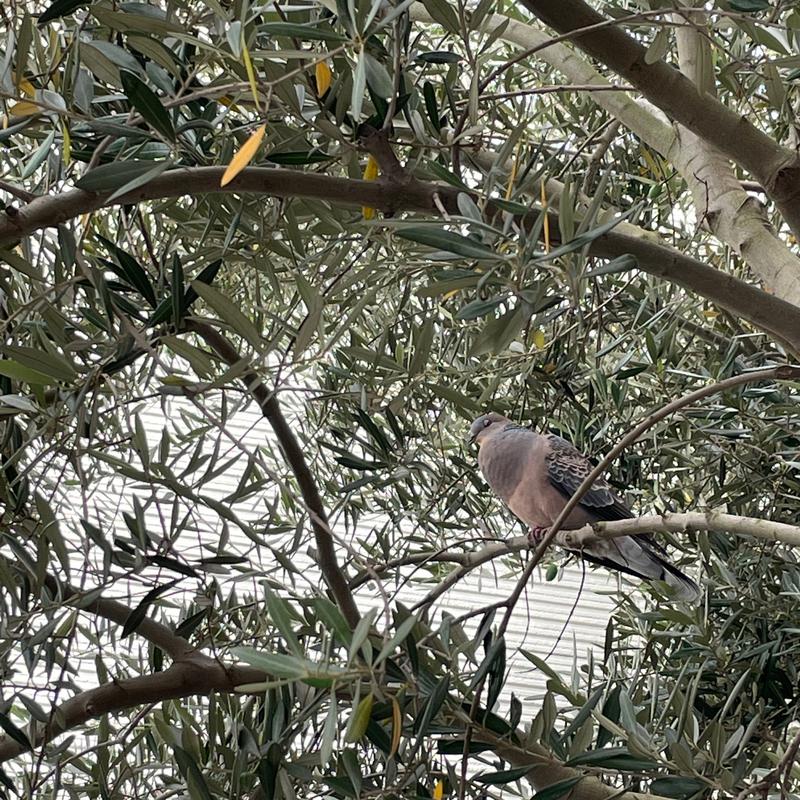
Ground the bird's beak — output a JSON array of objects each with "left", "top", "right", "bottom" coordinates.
[{"left": 468, "top": 433, "right": 477, "bottom": 446}]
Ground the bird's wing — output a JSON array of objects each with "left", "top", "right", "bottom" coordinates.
[{"left": 544, "top": 434, "right": 633, "bottom": 521}]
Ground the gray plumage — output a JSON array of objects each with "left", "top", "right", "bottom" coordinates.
[{"left": 469, "top": 412, "right": 699, "bottom": 601}]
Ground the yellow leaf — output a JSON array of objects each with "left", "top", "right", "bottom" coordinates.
[
  {"left": 241, "top": 37, "right": 261, "bottom": 111},
  {"left": 389, "top": 697, "right": 402, "bottom": 759},
  {"left": 10, "top": 101, "right": 40, "bottom": 117},
  {"left": 702, "top": 309, "right": 719, "bottom": 319},
  {"left": 362, "top": 155, "right": 379, "bottom": 219},
  {"left": 541, "top": 179, "right": 550, "bottom": 253},
  {"left": 217, "top": 95, "right": 240, "bottom": 111},
  {"left": 221, "top": 124, "right": 266, "bottom": 187},
  {"left": 316, "top": 61, "right": 332, "bottom": 96},
  {"left": 363, "top": 155, "right": 379, "bottom": 182},
  {"left": 532, "top": 328, "right": 546, "bottom": 349},
  {"left": 61, "top": 121, "right": 71, "bottom": 166},
  {"left": 505, "top": 142, "right": 521, "bottom": 201},
  {"left": 18, "top": 79, "right": 35, "bottom": 97},
  {"left": 433, "top": 780, "right": 444, "bottom": 800},
  {"left": 442, "top": 289, "right": 459, "bottom": 300}
]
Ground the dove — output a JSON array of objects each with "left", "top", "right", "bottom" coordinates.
[{"left": 469, "top": 412, "right": 699, "bottom": 601}]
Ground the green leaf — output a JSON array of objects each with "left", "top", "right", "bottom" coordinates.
[
  {"left": 644, "top": 29, "right": 669, "bottom": 65},
  {"left": 585, "top": 255, "right": 638, "bottom": 277},
  {"left": 265, "top": 151, "right": 332, "bottom": 165},
  {"left": 415, "top": 676, "right": 449, "bottom": 738},
  {"left": 172, "top": 745, "right": 214, "bottom": 800},
  {"left": 532, "top": 777, "right": 583, "bottom": 800},
  {"left": 1, "top": 346, "right": 76, "bottom": 382},
  {"left": 0, "top": 359, "right": 57, "bottom": 385},
  {"left": 423, "top": 82, "right": 441, "bottom": 131},
  {"left": 396, "top": 227, "right": 504, "bottom": 261},
  {"left": 345, "top": 694, "right": 373, "bottom": 742},
  {"left": 648, "top": 778, "right": 706, "bottom": 799},
  {"left": 37, "top": 0, "right": 87, "bottom": 24},
  {"left": 120, "top": 70, "right": 175, "bottom": 140},
  {"left": 264, "top": 584, "right": 304, "bottom": 658},
  {"left": 97, "top": 235, "right": 158, "bottom": 306},
  {"left": 106, "top": 160, "right": 174, "bottom": 204},
  {"left": 0, "top": 712, "right": 31, "bottom": 751},
  {"left": 313, "top": 597, "right": 352, "bottom": 646},
  {"left": 531, "top": 208, "right": 638, "bottom": 263},
  {"left": 364, "top": 53, "right": 394, "bottom": 98},
  {"left": 75, "top": 160, "right": 165, "bottom": 192},
  {"left": 122, "top": 581, "right": 179, "bottom": 638},
  {"left": 419, "top": 0, "right": 460, "bottom": 33},
  {"left": 351, "top": 50, "right": 367, "bottom": 122},
  {"left": 567, "top": 747, "right": 659, "bottom": 772},
  {"left": 189, "top": 281, "right": 263, "bottom": 349},
  {"left": 231, "top": 647, "right": 347, "bottom": 682},
  {"left": 416, "top": 51, "right": 461, "bottom": 64},
  {"left": 475, "top": 766, "right": 533, "bottom": 785},
  {"left": 259, "top": 22, "right": 347, "bottom": 42},
  {"left": 729, "top": 0, "right": 769, "bottom": 10},
  {"left": 374, "top": 614, "right": 418, "bottom": 666},
  {"left": 456, "top": 297, "right": 503, "bottom": 320}
]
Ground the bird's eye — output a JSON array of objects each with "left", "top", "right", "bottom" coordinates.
[{"left": 483, "top": 418, "right": 491, "bottom": 428}]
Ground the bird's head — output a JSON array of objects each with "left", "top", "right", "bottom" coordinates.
[{"left": 468, "top": 412, "right": 511, "bottom": 445}]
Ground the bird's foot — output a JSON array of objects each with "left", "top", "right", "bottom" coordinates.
[{"left": 528, "top": 526, "right": 549, "bottom": 545}]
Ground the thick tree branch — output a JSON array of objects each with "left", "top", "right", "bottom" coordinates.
[
  {"left": 427, "top": 1, "right": 800, "bottom": 310},
  {"left": 183, "top": 319, "right": 361, "bottom": 628},
  {"left": 671, "top": 8, "right": 800, "bottom": 306},
  {"left": 2, "top": 165, "right": 798, "bottom": 351},
  {"left": 43, "top": 574, "right": 194, "bottom": 661},
  {"left": 0, "top": 654, "right": 266, "bottom": 763},
  {"left": 517, "top": 0, "right": 800, "bottom": 239},
  {"left": 0, "top": 167, "right": 436, "bottom": 247}
]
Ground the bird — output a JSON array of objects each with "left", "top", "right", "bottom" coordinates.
[{"left": 468, "top": 412, "right": 699, "bottom": 601}]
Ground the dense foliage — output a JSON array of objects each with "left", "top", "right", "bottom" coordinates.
[{"left": 1, "top": 0, "right": 799, "bottom": 798}]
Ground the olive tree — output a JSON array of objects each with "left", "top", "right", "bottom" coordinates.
[{"left": 1, "top": 0, "right": 799, "bottom": 798}]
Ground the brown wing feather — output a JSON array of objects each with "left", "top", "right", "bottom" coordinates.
[{"left": 544, "top": 434, "right": 633, "bottom": 521}]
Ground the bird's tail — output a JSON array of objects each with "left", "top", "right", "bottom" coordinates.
[
  {"left": 657, "top": 558, "right": 701, "bottom": 602},
  {"left": 572, "top": 536, "right": 700, "bottom": 602}
]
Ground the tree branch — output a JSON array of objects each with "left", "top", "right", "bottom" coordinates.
[
  {"left": 429, "top": 2, "right": 800, "bottom": 310},
  {"left": 0, "top": 654, "right": 266, "bottom": 763},
  {"left": 671, "top": 7, "right": 800, "bottom": 306},
  {"left": 517, "top": 0, "right": 800, "bottom": 239},
  {"left": 43, "top": 574, "right": 194, "bottom": 661},
  {"left": 366, "top": 510, "right": 800, "bottom": 607},
  {"left": 183, "top": 319, "right": 361, "bottom": 628},
  {"left": 0, "top": 556, "right": 194, "bottom": 661},
  {"left": 1, "top": 165, "right": 798, "bottom": 351}
]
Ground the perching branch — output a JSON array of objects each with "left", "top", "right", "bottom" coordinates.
[
  {"left": 517, "top": 0, "right": 800, "bottom": 239},
  {"left": 184, "top": 319, "right": 361, "bottom": 629},
  {"left": 410, "top": 367, "right": 800, "bottom": 609},
  {"left": 378, "top": 511, "right": 800, "bottom": 608},
  {"left": 2, "top": 165, "right": 799, "bottom": 351}
]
